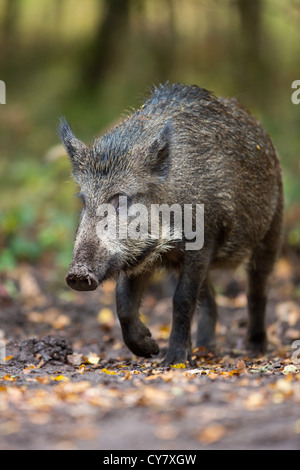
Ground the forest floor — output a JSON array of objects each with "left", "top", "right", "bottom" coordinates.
[{"left": 0, "top": 256, "right": 299, "bottom": 450}]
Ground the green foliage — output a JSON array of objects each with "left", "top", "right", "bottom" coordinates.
[{"left": 0, "top": 153, "right": 78, "bottom": 273}]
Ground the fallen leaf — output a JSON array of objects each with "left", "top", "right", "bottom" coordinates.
[
  {"left": 216, "top": 294, "right": 247, "bottom": 308},
  {"left": 51, "top": 375, "right": 70, "bottom": 382},
  {"left": 27, "top": 311, "right": 43, "bottom": 323},
  {"left": 73, "top": 425, "right": 99, "bottom": 441},
  {"left": 28, "top": 412, "right": 50, "bottom": 425},
  {"left": 84, "top": 353, "right": 100, "bottom": 365},
  {"left": 153, "top": 424, "right": 179, "bottom": 440},
  {"left": 244, "top": 392, "right": 266, "bottom": 410},
  {"left": 208, "top": 371, "right": 218, "bottom": 379},
  {"left": 52, "top": 314, "right": 70, "bottom": 329},
  {"left": 78, "top": 364, "right": 86, "bottom": 374},
  {"left": 236, "top": 359, "right": 248, "bottom": 374},
  {"left": 35, "top": 376, "right": 50, "bottom": 385},
  {"left": 282, "top": 364, "right": 298, "bottom": 375},
  {"left": 139, "top": 386, "right": 169, "bottom": 407},
  {"left": 101, "top": 279, "right": 116, "bottom": 293},
  {"left": 97, "top": 308, "right": 115, "bottom": 325},
  {"left": 28, "top": 308, "right": 70, "bottom": 329},
  {"left": 170, "top": 363, "right": 186, "bottom": 369},
  {"left": 5, "top": 355, "right": 14, "bottom": 362},
  {"left": 145, "top": 373, "right": 160, "bottom": 381},
  {"left": 285, "top": 328, "right": 300, "bottom": 339},
  {"left": 3, "top": 374, "right": 18, "bottom": 382},
  {"left": 0, "top": 420, "right": 20, "bottom": 435},
  {"left": 275, "top": 257, "right": 293, "bottom": 279},
  {"left": 67, "top": 352, "right": 84, "bottom": 365},
  {"left": 295, "top": 419, "right": 300, "bottom": 434},
  {"left": 101, "top": 368, "right": 118, "bottom": 375},
  {"left": 18, "top": 269, "right": 41, "bottom": 298},
  {"left": 158, "top": 325, "right": 170, "bottom": 339},
  {"left": 122, "top": 370, "right": 131, "bottom": 380},
  {"left": 275, "top": 302, "right": 300, "bottom": 326},
  {"left": 23, "top": 365, "right": 36, "bottom": 374},
  {"left": 196, "top": 424, "right": 226, "bottom": 444}
]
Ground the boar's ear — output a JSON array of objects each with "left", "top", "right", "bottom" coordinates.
[
  {"left": 147, "top": 120, "right": 172, "bottom": 178},
  {"left": 59, "top": 118, "right": 87, "bottom": 168}
]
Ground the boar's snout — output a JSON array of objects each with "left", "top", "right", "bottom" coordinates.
[{"left": 66, "top": 265, "right": 99, "bottom": 292}]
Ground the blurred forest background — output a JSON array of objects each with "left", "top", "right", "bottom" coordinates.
[{"left": 0, "top": 0, "right": 300, "bottom": 290}]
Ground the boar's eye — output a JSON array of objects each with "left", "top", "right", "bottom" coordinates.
[{"left": 108, "top": 193, "right": 131, "bottom": 213}]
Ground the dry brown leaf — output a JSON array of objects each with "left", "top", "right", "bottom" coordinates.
[
  {"left": 67, "top": 352, "right": 84, "bottom": 365},
  {"left": 50, "top": 375, "right": 70, "bottom": 382},
  {"left": 28, "top": 308, "right": 70, "bottom": 329},
  {"left": 23, "top": 365, "right": 36, "bottom": 374},
  {"left": 276, "top": 301, "right": 300, "bottom": 326},
  {"left": 0, "top": 420, "right": 20, "bottom": 435},
  {"left": 236, "top": 359, "right": 247, "bottom": 373},
  {"left": 73, "top": 425, "right": 99, "bottom": 441},
  {"left": 145, "top": 374, "right": 160, "bottom": 381},
  {"left": 275, "top": 257, "right": 293, "bottom": 279},
  {"left": 97, "top": 308, "right": 115, "bottom": 325},
  {"left": 83, "top": 353, "right": 100, "bottom": 365},
  {"left": 35, "top": 376, "right": 50, "bottom": 385},
  {"left": 282, "top": 364, "right": 298, "bottom": 375},
  {"left": 122, "top": 370, "right": 131, "bottom": 380},
  {"left": 153, "top": 424, "right": 179, "bottom": 440},
  {"left": 28, "top": 412, "right": 50, "bottom": 425},
  {"left": 196, "top": 424, "right": 226, "bottom": 444},
  {"left": 102, "top": 279, "right": 116, "bottom": 293},
  {"left": 158, "top": 325, "right": 170, "bottom": 339},
  {"left": 139, "top": 386, "right": 169, "bottom": 407},
  {"left": 18, "top": 269, "right": 41, "bottom": 298},
  {"left": 101, "top": 368, "right": 118, "bottom": 375},
  {"left": 216, "top": 294, "right": 247, "bottom": 308},
  {"left": 52, "top": 314, "right": 70, "bottom": 329},
  {"left": 3, "top": 374, "right": 18, "bottom": 382},
  {"left": 244, "top": 392, "right": 266, "bottom": 410},
  {"left": 285, "top": 328, "right": 300, "bottom": 339},
  {"left": 78, "top": 364, "right": 86, "bottom": 374}
]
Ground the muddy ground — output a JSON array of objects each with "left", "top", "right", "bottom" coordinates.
[{"left": 0, "top": 258, "right": 299, "bottom": 450}]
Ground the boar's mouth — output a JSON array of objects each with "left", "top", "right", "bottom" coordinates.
[
  {"left": 65, "top": 265, "right": 99, "bottom": 292},
  {"left": 66, "top": 241, "right": 160, "bottom": 291}
]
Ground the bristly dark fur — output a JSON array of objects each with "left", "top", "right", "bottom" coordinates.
[{"left": 60, "top": 83, "right": 223, "bottom": 178}]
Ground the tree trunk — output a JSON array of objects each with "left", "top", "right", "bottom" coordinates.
[{"left": 82, "top": 0, "right": 130, "bottom": 89}]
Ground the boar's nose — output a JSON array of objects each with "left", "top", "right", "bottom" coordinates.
[{"left": 66, "top": 265, "right": 99, "bottom": 291}]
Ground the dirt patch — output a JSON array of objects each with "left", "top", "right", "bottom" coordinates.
[
  {"left": 8, "top": 335, "right": 73, "bottom": 365},
  {"left": 0, "top": 261, "right": 299, "bottom": 450}
]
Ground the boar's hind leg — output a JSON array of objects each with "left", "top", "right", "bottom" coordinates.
[
  {"left": 246, "top": 205, "right": 283, "bottom": 354},
  {"left": 196, "top": 276, "right": 217, "bottom": 350},
  {"left": 116, "top": 272, "right": 159, "bottom": 358}
]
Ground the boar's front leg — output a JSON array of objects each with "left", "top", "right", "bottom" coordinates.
[
  {"left": 116, "top": 272, "right": 159, "bottom": 358},
  {"left": 163, "top": 253, "right": 209, "bottom": 366}
]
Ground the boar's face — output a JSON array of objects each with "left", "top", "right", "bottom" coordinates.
[{"left": 59, "top": 118, "right": 173, "bottom": 291}]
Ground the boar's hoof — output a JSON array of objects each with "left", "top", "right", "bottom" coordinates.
[
  {"left": 124, "top": 333, "right": 159, "bottom": 358},
  {"left": 245, "top": 331, "right": 267, "bottom": 355},
  {"left": 161, "top": 347, "right": 192, "bottom": 368},
  {"left": 66, "top": 266, "right": 99, "bottom": 292}
]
